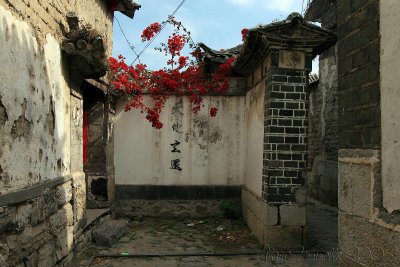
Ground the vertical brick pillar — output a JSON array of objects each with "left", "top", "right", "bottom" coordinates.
[
  {"left": 210, "top": 12, "right": 336, "bottom": 249},
  {"left": 263, "top": 49, "right": 311, "bottom": 204}
]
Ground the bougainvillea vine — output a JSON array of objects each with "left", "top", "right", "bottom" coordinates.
[
  {"left": 241, "top": 28, "right": 248, "bottom": 41},
  {"left": 109, "top": 17, "right": 236, "bottom": 129}
]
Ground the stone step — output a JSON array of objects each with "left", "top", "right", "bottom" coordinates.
[
  {"left": 92, "top": 219, "right": 128, "bottom": 247},
  {"left": 85, "top": 208, "right": 110, "bottom": 229}
]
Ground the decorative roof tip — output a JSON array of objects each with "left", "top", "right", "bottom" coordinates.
[
  {"left": 286, "top": 12, "right": 304, "bottom": 24},
  {"left": 111, "top": 0, "right": 141, "bottom": 19}
]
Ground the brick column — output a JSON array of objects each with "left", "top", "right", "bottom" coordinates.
[
  {"left": 263, "top": 50, "right": 311, "bottom": 204},
  {"left": 257, "top": 49, "right": 312, "bottom": 248},
  {"left": 205, "top": 13, "right": 336, "bottom": 249}
]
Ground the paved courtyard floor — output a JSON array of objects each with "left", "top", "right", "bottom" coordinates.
[{"left": 80, "top": 199, "right": 338, "bottom": 267}]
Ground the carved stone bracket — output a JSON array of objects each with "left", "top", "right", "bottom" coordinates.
[{"left": 61, "top": 12, "right": 108, "bottom": 81}]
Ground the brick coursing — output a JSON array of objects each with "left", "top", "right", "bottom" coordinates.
[
  {"left": 337, "top": 0, "right": 380, "bottom": 149},
  {"left": 263, "top": 68, "right": 309, "bottom": 204}
]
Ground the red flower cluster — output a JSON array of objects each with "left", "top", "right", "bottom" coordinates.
[
  {"left": 210, "top": 107, "right": 218, "bottom": 117},
  {"left": 241, "top": 28, "right": 248, "bottom": 41},
  {"left": 167, "top": 33, "right": 186, "bottom": 56},
  {"left": 109, "top": 19, "right": 236, "bottom": 129},
  {"left": 141, "top": 22, "right": 161, "bottom": 41}
]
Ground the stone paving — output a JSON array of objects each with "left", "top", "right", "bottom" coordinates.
[{"left": 80, "top": 198, "right": 338, "bottom": 267}]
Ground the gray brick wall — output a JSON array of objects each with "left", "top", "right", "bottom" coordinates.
[
  {"left": 263, "top": 68, "right": 309, "bottom": 204},
  {"left": 337, "top": 0, "right": 380, "bottom": 149}
]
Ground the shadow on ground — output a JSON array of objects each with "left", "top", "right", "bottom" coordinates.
[{"left": 78, "top": 199, "right": 338, "bottom": 267}]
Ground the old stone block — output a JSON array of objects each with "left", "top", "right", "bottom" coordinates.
[
  {"left": 72, "top": 172, "right": 86, "bottom": 222},
  {"left": 56, "top": 226, "right": 74, "bottom": 261},
  {"left": 280, "top": 205, "right": 306, "bottom": 226},
  {"left": 25, "top": 251, "right": 38, "bottom": 267},
  {"left": 241, "top": 188, "right": 262, "bottom": 219},
  {"left": 38, "top": 242, "right": 56, "bottom": 261},
  {"left": 338, "top": 161, "right": 352, "bottom": 213},
  {"left": 57, "top": 251, "right": 74, "bottom": 267},
  {"left": 339, "top": 156, "right": 373, "bottom": 219},
  {"left": 350, "top": 163, "right": 372, "bottom": 219},
  {"left": 31, "top": 191, "right": 58, "bottom": 226},
  {"left": 31, "top": 189, "right": 58, "bottom": 225},
  {"left": 16, "top": 203, "right": 32, "bottom": 230},
  {"left": 31, "top": 198, "right": 45, "bottom": 226},
  {"left": 5, "top": 235, "right": 17, "bottom": 251},
  {"left": 0, "top": 207, "right": 16, "bottom": 234},
  {"left": 55, "top": 181, "right": 73, "bottom": 206},
  {"left": 263, "top": 225, "right": 304, "bottom": 250},
  {"left": 6, "top": 223, "right": 46, "bottom": 258},
  {"left": 0, "top": 242, "right": 9, "bottom": 267},
  {"left": 261, "top": 204, "right": 278, "bottom": 226},
  {"left": 49, "top": 203, "right": 73, "bottom": 231},
  {"left": 92, "top": 219, "right": 128, "bottom": 247},
  {"left": 245, "top": 209, "right": 264, "bottom": 245},
  {"left": 338, "top": 211, "right": 400, "bottom": 266},
  {"left": 38, "top": 251, "right": 56, "bottom": 267}
]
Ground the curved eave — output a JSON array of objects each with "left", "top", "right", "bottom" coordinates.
[
  {"left": 233, "top": 35, "right": 269, "bottom": 76},
  {"left": 200, "top": 12, "right": 336, "bottom": 78},
  {"left": 235, "top": 18, "right": 336, "bottom": 75}
]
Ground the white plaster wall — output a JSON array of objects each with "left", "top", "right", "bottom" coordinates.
[
  {"left": 114, "top": 95, "right": 246, "bottom": 186},
  {"left": 244, "top": 82, "right": 265, "bottom": 197},
  {"left": 0, "top": 5, "right": 71, "bottom": 194},
  {"left": 380, "top": 0, "right": 400, "bottom": 213}
]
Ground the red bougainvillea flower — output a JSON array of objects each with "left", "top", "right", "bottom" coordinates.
[
  {"left": 241, "top": 28, "right": 248, "bottom": 41},
  {"left": 108, "top": 18, "right": 237, "bottom": 129},
  {"left": 167, "top": 33, "right": 186, "bottom": 56},
  {"left": 141, "top": 22, "right": 162, "bottom": 41},
  {"left": 210, "top": 107, "right": 218, "bottom": 117}
]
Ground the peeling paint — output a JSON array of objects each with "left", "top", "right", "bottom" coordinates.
[
  {"left": 0, "top": 97, "right": 8, "bottom": 125},
  {"left": 10, "top": 115, "right": 31, "bottom": 139},
  {"left": 0, "top": 5, "right": 71, "bottom": 194},
  {"left": 209, "top": 127, "right": 223, "bottom": 144},
  {"left": 46, "top": 97, "right": 55, "bottom": 136},
  {"left": 39, "top": 148, "right": 43, "bottom": 161}
]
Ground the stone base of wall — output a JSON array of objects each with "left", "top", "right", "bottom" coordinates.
[
  {"left": 339, "top": 211, "right": 400, "bottom": 266},
  {"left": 0, "top": 172, "right": 88, "bottom": 267},
  {"left": 242, "top": 186, "right": 306, "bottom": 250},
  {"left": 112, "top": 199, "right": 241, "bottom": 219},
  {"left": 115, "top": 185, "right": 241, "bottom": 200},
  {"left": 338, "top": 149, "right": 400, "bottom": 266}
]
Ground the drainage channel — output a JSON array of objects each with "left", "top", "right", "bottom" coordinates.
[{"left": 86, "top": 249, "right": 333, "bottom": 266}]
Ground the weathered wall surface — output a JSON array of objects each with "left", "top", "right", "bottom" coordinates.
[
  {"left": 83, "top": 85, "right": 107, "bottom": 197},
  {"left": 338, "top": 150, "right": 400, "bottom": 266},
  {"left": 380, "top": 0, "right": 400, "bottom": 214},
  {"left": 308, "top": 45, "right": 338, "bottom": 206},
  {"left": 337, "top": 0, "right": 400, "bottom": 266},
  {"left": 306, "top": 0, "right": 339, "bottom": 207},
  {"left": 0, "top": 0, "right": 114, "bottom": 195},
  {"left": 0, "top": 3, "right": 70, "bottom": 194},
  {"left": 0, "top": 0, "right": 114, "bottom": 266},
  {"left": 0, "top": 172, "right": 87, "bottom": 266},
  {"left": 114, "top": 95, "right": 246, "bottom": 188},
  {"left": 244, "top": 67, "right": 265, "bottom": 197}
]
